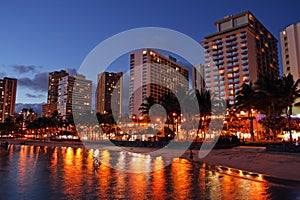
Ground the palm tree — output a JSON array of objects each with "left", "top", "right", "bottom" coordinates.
[
  {"left": 139, "top": 96, "right": 155, "bottom": 116},
  {"left": 235, "top": 82, "right": 256, "bottom": 141},
  {"left": 194, "top": 88, "right": 212, "bottom": 140},
  {"left": 159, "top": 93, "right": 181, "bottom": 130},
  {"left": 281, "top": 73, "right": 300, "bottom": 142},
  {"left": 255, "top": 74, "right": 285, "bottom": 140}
]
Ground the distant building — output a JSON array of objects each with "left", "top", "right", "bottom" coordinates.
[
  {"left": 57, "top": 74, "right": 92, "bottom": 119},
  {"left": 280, "top": 22, "right": 300, "bottom": 77},
  {"left": 42, "top": 70, "right": 69, "bottom": 117},
  {"left": 192, "top": 64, "right": 205, "bottom": 90},
  {"left": 202, "top": 11, "right": 279, "bottom": 104},
  {"left": 47, "top": 70, "right": 69, "bottom": 104},
  {"left": 129, "top": 49, "right": 189, "bottom": 116},
  {"left": 96, "top": 72, "right": 123, "bottom": 117},
  {"left": 41, "top": 103, "right": 57, "bottom": 118},
  {"left": 0, "top": 77, "right": 17, "bottom": 122},
  {"left": 18, "top": 108, "right": 38, "bottom": 130},
  {"left": 70, "top": 74, "right": 92, "bottom": 118}
]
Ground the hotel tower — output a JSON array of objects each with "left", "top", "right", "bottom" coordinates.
[
  {"left": 202, "top": 11, "right": 279, "bottom": 104},
  {"left": 129, "top": 49, "right": 189, "bottom": 116}
]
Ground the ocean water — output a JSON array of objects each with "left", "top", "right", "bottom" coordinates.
[{"left": 0, "top": 145, "right": 299, "bottom": 200}]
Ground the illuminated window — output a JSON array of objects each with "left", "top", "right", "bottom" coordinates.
[
  {"left": 142, "top": 50, "right": 147, "bottom": 55},
  {"left": 283, "top": 30, "right": 286, "bottom": 35},
  {"left": 265, "top": 43, "right": 269, "bottom": 48},
  {"left": 212, "top": 45, "right": 217, "bottom": 50},
  {"left": 249, "top": 14, "right": 254, "bottom": 21}
]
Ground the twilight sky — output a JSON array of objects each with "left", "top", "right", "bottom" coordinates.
[{"left": 0, "top": 0, "right": 300, "bottom": 103}]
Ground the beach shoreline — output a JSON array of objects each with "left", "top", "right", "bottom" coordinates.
[{"left": 2, "top": 139, "right": 300, "bottom": 183}]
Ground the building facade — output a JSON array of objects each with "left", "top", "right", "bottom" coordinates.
[
  {"left": 57, "top": 74, "right": 92, "bottom": 119},
  {"left": 280, "top": 22, "right": 300, "bottom": 77},
  {"left": 47, "top": 70, "right": 69, "bottom": 104},
  {"left": 202, "top": 11, "right": 279, "bottom": 104},
  {"left": 0, "top": 77, "right": 17, "bottom": 122},
  {"left": 71, "top": 74, "right": 92, "bottom": 117},
  {"left": 192, "top": 64, "right": 205, "bottom": 90},
  {"left": 42, "top": 70, "right": 69, "bottom": 117},
  {"left": 96, "top": 72, "right": 123, "bottom": 116},
  {"left": 129, "top": 49, "right": 189, "bottom": 116},
  {"left": 41, "top": 103, "right": 57, "bottom": 118}
]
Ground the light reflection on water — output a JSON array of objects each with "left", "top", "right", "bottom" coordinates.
[{"left": 0, "top": 145, "right": 299, "bottom": 200}]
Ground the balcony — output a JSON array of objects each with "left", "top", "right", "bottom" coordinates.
[
  {"left": 226, "top": 41, "right": 238, "bottom": 47},
  {"left": 213, "top": 40, "right": 223, "bottom": 45},
  {"left": 212, "top": 50, "right": 223, "bottom": 56},
  {"left": 213, "top": 55, "right": 224, "bottom": 61},
  {"left": 241, "top": 49, "right": 248, "bottom": 55},
  {"left": 225, "top": 36, "right": 237, "bottom": 42},
  {"left": 242, "top": 60, "right": 248, "bottom": 66},
  {"left": 226, "top": 46, "right": 238, "bottom": 52}
]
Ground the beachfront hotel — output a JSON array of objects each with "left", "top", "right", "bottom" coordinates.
[
  {"left": 57, "top": 74, "right": 92, "bottom": 119},
  {"left": 280, "top": 22, "right": 300, "bottom": 77},
  {"left": 202, "top": 11, "right": 279, "bottom": 104},
  {"left": 280, "top": 22, "right": 300, "bottom": 114},
  {"left": 0, "top": 77, "right": 17, "bottom": 122},
  {"left": 96, "top": 72, "right": 123, "bottom": 117},
  {"left": 42, "top": 70, "right": 92, "bottom": 119},
  {"left": 128, "top": 49, "right": 189, "bottom": 116}
]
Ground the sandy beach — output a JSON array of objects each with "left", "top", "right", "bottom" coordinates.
[
  {"left": 2, "top": 139, "right": 300, "bottom": 183},
  {"left": 181, "top": 146, "right": 300, "bottom": 182}
]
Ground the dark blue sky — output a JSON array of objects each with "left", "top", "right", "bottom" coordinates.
[{"left": 0, "top": 0, "right": 299, "bottom": 103}]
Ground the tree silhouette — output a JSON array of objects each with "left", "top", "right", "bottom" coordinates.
[{"left": 235, "top": 82, "right": 256, "bottom": 141}]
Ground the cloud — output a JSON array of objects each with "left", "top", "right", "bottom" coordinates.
[
  {"left": 18, "top": 72, "right": 48, "bottom": 92},
  {"left": 25, "top": 93, "right": 45, "bottom": 98},
  {"left": 12, "top": 65, "right": 39, "bottom": 74}
]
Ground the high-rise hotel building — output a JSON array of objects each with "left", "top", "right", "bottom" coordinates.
[
  {"left": 280, "top": 22, "right": 300, "bottom": 114},
  {"left": 96, "top": 72, "right": 123, "bottom": 116},
  {"left": 202, "top": 11, "right": 279, "bottom": 104},
  {"left": 129, "top": 49, "right": 189, "bottom": 116},
  {"left": 57, "top": 74, "right": 92, "bottom": 119},
  {"left": 280, "top": 22, "right": 300, "bottom": 77},
  {"left": 0, "top": 77, "right": 17, "bottom": 122},
  {"left": 42, "top": 70, "right": 92, "bottom": 119}
]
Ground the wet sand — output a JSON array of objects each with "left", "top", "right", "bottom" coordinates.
[
  {"left": 181, "top": 146, "right": 300, "bottom": 182},
  {"left": 2, "top": 139, "right": 300, "bottom": 182}
]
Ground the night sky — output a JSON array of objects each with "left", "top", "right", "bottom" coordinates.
[{"left": 0, "top": 0, "right": 300, "bottom": 103}]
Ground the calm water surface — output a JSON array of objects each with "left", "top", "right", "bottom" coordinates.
[{"left": 0, "top": 145, "right": 299, "bottom": 200}]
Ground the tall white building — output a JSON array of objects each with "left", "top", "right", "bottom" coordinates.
[
  {"left": 280, "top": 22, "right": 300, "bottom": 77},
  {"left": 280, "top": 22, "right": 300, "bottom": 115},
  {"left": 57, "top": 74, "right": 92, "bottom": 119}
]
